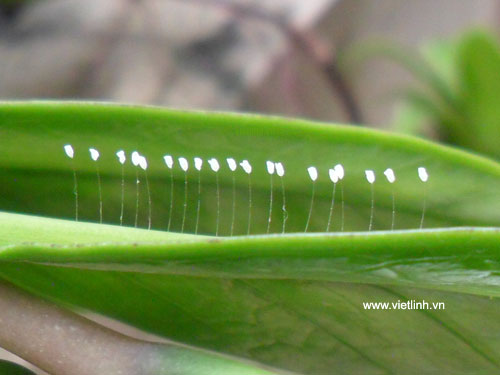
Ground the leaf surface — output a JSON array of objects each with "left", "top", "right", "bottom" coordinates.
[{"left": 2, "top": 102, "right": 500, "bottom": 374}]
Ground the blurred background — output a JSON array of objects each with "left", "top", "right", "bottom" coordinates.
[{"left": 2, "top": 0, "right": 500, "bottom": 161}]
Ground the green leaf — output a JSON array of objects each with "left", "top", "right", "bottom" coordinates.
[
  {"left": 2, "top": 102, "right": 500, "bottom": 374},
  {"left": 457, "top": 31, "right": 500, "bottom": 158},
  {"left": 3, "top": 214, "right": 500, "bottom": 374},
  {"left": 1, "top": 101, "right": 500, "bottom": 231},
  {"left": 395, "top": 39, "right": 467, "bottom": 141},
  {"left": 391, "top": 30, "right": 500, "bottom": 159},
  {"left": 0, "top": 360, "right": 36, "bottom": 375}
]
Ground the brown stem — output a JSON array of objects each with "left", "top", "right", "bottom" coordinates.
[
  {"left": 0, "top": 280, "right": 156, "bottom": 375},
  {"left": 0, "top": 281, "right": 283, "bottom": 375}
]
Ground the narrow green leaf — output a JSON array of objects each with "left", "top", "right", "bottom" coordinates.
[
  {"left": 2, "top": 214, "right": 500, "bottom": 374},
  {"left": 458, "top": 31, "right": 500, "bottom": 158},
  {"left": 1, "top": 101, "right": 500, "bottom": 231},
  {"left": 2, "top": 102, "right": 500, "bottom": 374}
]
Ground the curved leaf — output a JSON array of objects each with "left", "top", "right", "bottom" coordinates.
[
  {"left": 1, "top": 102, "right": 500, "bottom": 232},
  {"left": 2, "top": 102, "right": 500, "bottom": 374},
  {"left": 2, "top": 214, "right": 500, "bottom": 374}
]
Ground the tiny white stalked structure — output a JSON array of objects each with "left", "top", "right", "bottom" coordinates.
[
  {"left": 64, "top": 144, "right": 74, "bottom": 159},
  {"left": 132, "top": 151, "right": 141, "bottom": 167},
  {"left": 194, "top": 157, "right": 203, "bottom": 234},
  {"left": 208, "top": 158, "right": 220, "bottom": 172},
  {"left": 334, "top": 164, "right": 345, "bottom": 231},
  {"left": 240, "top": 160, "right": 253, "bottom": 234},
  {"left": 275, "top": 162, "right": 287, "bottom": 233},
  {"left": 64, "top": 144, "right": 78, "bottom": 221},
  {"left": 266, "top": 160, "right": 275, "bottom": 175},
  {"left": 194, "top": 157, "right": 203, "bottom": 171},
  {"left": 365, "top": 170, "right": 375, "bottom": 184},
  {"left": 307, "top": 166, "right": 318, "bottom": 181},
  {"left": 226, "top": 158, "right": 238, "bottom": 236},
  {"left": 266, "top": 161, "right": 275, "bottom": 234},
  {"left": 383, "top": 168, "right": 395, "bottom": 183},
  {"left": 365, "top": 170, "right": 375, "bottom": 231},
  {"left": 89, "top": 148, "right": 102, "bottom": 224},
  {"left": 116, "top": 150, "right": 126, "bottom": 225},
  {"left": 334, "top": 164, "right": 344, "bottom": 180},
  {"left": 226, "top": 158, "right": 237, "bottom": 172},
  {"left": 89, "top": 148, "right": 100, "bottom": 161},
  {"left": 164, "top": 155, "right": 175, "bottom": 231},
  {"left": 139, "top": 155, "right": 152, "bottom": 230},
  {"left": 116, "top": 150, "right": 126, "bottom": 165},
  {"left": 275, "top": 162, "right": 285, "bottom": 177},
  {"left": 384, "top": 168, "right": 396, "bottom": 230},
  {"left": 131, "top": 151, "right": 141, "bottom": 228},
  {"left": 326, "top": 168, "right": 339, "bottom": 232},
  {"left": 329, "top": 168, "right": 339, "bottom": 183},
  {"left": 139, "top": 156, "right": 148, "bottom": 171},
  {"left": 418, "top": 167, "right": 429, "bottom": 229},
  {"left": 240, "top": 160, "right": 252, "bottom": 174},
  {"left": 178, "top": 157, "right": 189, "bottom": 172},
  {"left": 305, "top": 166, "right": 318, "bottom": 232},
  {"left": 208, "top": 158, "right": 221, "bottom": 236},
  {"left": 164, "top": 155, "right": 174, "bottom": 169},
  {"left": 418, "top": 167, "right": 429, "bottom": 182},
  {"left": 178, "top": 157, "right": 189, "bottom": 233}
]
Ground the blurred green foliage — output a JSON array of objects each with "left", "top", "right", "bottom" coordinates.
[{"left": 393, "top": 30, "right": 500, "bottom": 160}]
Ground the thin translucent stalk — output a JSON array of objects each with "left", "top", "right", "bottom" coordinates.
[
  {"left": 167, "top": 169, "right": 174, "bottom": 231},
  {"left": 247, "top": 174, "right": 252, "bottom": 235},
  {"left": 215, "top": 173, "right": 220, "bottom": 236},
  {"left": 368, "top": 184, "right": 374, "bottom": 231},
  {"left": 266, "top": 174, "right": 273, "bottom": 234},
  {"left": 119, "top": 164, "right": 124, "bottom": 226},
  {"left": 72, "top": 167, "right": 78, "bottom": 222},
  {"left": 326, "top": 183, "right": 336, "bottom": 232},
  {"left": 181, "top": 173, "right": 188, "bottom": 233},
  {"left": 145, "top": 171, "right": 152, "bottom": 230},
  {"left": 134, "top": 169, "right": 140, "bottom": 228},
  {"left": 280, "top": 177, "right": 287, "bottom": 234},
  {"left": 96, "top": 165, "right": 103, "bottom": 224},
  {"left": 230, "top": 174, "right": 236, "bottom": 236},
  {"left": 195, "top": 171, "right": 201, "bottom": 235},
  {"left": 305, "top": 183, "right": 315, "bottom": 232}
]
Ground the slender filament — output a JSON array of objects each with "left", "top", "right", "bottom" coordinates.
[
  {"left": 145, "top": 170, "right": 152, "bottom": 230},
  {"left": 119, "top": 164, "right": 124, "bottom": 226},
  {"left": 181, "top": 173, "right": 188, "bottom": 233},
  {"left": 340, "top": 184, "right": 345, "bottom": 232},
  {"left": 72, "top": 167, "right": 78, "bottom": 222},
  {"left": 230, "top": 174, "right": 236, "bottom": 236},
  {"left": 326, "top": 183, "right": 336, "bottom": 232},
  {"left": 167, "top": 169, "right": 174, "bottom": 231},
  {"left": 280, "top": 176, "right": 288, "bottom": 233},
  {"left": 266, "top": 174, "right": 273, "bottom": 234},
  {"left": 96, "top": 166, "right": 103, "bottom": 224},
  {"left": 391, "top": 190, "right": 396, "bottom": 230},
  {"left": 368, "top": 184, "right": 374, "bottom": 231},
  {"left": 215, "top": 173, "right": 220, "bottom": 236},
  {"left": 195, "top": 170, "right": 202, "bottom": 234},
  {"left": 134, "top": 169, "right": 140, "bottom": 228},
  {"left": 420, "top": 188, "right": 426, "bottom": 229},
  {"left": 247, "top": 174, "right": 252, "bottom": 235},
  {"left": 305, "top": 183, "right": 315, "bottom": 232}
]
